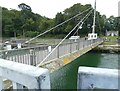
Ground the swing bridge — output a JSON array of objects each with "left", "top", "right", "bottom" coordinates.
[{"left": 0, "top": 0, "right": 119, "bottom": 90}]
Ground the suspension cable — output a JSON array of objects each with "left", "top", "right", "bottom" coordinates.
[
  {"left": 73, "top": 9, "right": 93, "bottom": 36},
  {"left": 22, "top": 7, "right": 92, "bottom": 45},
  {"left": 37, "top": 9, "right": 93, "bottom": 67}
]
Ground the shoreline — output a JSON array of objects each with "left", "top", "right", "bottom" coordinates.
[{"left": 92, "top": 44, "right": 120, "bottom": 53}]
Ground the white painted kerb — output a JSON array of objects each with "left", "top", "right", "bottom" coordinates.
[
  {"left": 0, "top": 58, "right": 50, "bottom": 89},
  {"left": 77, "top": 66, "right": 119, "bottom": 90}
]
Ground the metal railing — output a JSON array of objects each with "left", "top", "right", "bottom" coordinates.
[{"left": 0, "top": 38, "right": 103, "bottom": 66}]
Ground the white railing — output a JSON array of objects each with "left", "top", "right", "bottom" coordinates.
[
  {"left": 0, "top": 38, "right": 103, "bottom": 66},
  {"left": 77, "top": 66, "right": 120, "bottom": 90},
  {"left": 0, "top": 58, "right": 50, "bottom": 90}
]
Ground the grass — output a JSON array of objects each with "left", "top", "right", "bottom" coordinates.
[
  {"left": 103, "top": 36, "right": 119, "bottom": 40},
  {"left": 102, "top": 36, "right": 119, "bottom": 45},
  {"left": 103, "top": 42, "right": 117, "bottom": 45}
]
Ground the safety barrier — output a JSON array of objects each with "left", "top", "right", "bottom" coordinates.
[
  {"left": 0, "top": 58, "right": 50, "bottom": 90},
  {"left": 77, "top": 66, "right": 120, "bottom": 90},
  {"left": 0, "top": 38, "right": 103, "bottom": 66}
]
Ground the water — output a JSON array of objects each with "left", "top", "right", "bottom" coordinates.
[{"left": 50, "top": 52, "right": 119, "bottom": 89}]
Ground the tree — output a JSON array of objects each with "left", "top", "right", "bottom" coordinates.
[
  {"left": 114, "top": 17, "right": 120, "bottom": 35},
  {"left": 2, "top": 3, "right": 118, "bottom": 38},
  {"left": 54, "top": 12, "right": 65, "bottom": 34},
  {"left": 63, "top": 3, "right": 93, "bottom": 36},
  {"left": 18, "top": 3, "right": 32, "bottom": 12},
  {"left": 18, "top": 3, "right": 32, "bottom": 37}
]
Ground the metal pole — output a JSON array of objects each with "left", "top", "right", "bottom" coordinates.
[{"left": 92, "top": 0, "right": 96, "bottom": 33}]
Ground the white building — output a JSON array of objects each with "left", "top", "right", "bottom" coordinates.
[{"left": 106, "top": 31, "right": 119, "bottom": 36}]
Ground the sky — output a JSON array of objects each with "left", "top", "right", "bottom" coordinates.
[{"left": 0, "top": 0, "right": 120, "bottom": 18}]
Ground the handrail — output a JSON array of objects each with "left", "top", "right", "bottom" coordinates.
[
  {"left": 0, "top": 58, "right": 50, "bottom": 90},
  {"left": 0, "top": 38, "right": 103, "bottom": 66},
  {"left": 78, "top": 66, "right": 119, "bottom": 90}
]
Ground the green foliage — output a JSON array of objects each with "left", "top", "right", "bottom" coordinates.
[
  {"left": 25, "top": 31, "right": 39, "bottom": 37},
  {"left": 1, "top": 3, "right": 119, "bottom": 38},
  {"left": 18, "top": 3, "right": 32, "bottom": 12}
]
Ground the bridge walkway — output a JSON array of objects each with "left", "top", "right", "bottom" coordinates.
[{"left": 0, "top": 38, "right": 103, "bottom": 72}]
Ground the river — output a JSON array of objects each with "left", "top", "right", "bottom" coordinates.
[{"left": 50, "top": 52, "right": 119, "bottom": 89}]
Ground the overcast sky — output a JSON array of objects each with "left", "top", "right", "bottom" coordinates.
[{"left": 0, "top": 0, "right": 119, "bottom": 18}]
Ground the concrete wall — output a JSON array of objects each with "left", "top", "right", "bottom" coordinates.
[
  {"left": 77, "top": 66, "right": 120, "bottom": 90},
  {"left": 0, "top": 58, "right": 50, "bottom": 90},
  {"left": 0, "top": 58, "right": 119, "bottom": 90}
]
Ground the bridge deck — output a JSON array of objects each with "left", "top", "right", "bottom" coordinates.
[
  {"left": 40, "top": 39, "right": 103, "bottom": 72},
  {"left": 0, "top": 38, "right": 103, "bottom": 72}
]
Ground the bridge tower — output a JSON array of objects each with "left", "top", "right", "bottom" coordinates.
[{"left": 88, "top": 0, "right": 97, "bottom": 40}]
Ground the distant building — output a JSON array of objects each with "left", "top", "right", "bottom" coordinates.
[{"left": 106, "top": 30, "right": 119, "bottom": 36}]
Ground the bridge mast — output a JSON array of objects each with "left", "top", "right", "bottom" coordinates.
[
  {"left": 92, "top": 0, "right": 96, "bottom": 33},
  {"left": 88, "top": 0, "right": 97, "bottom": 40}
]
